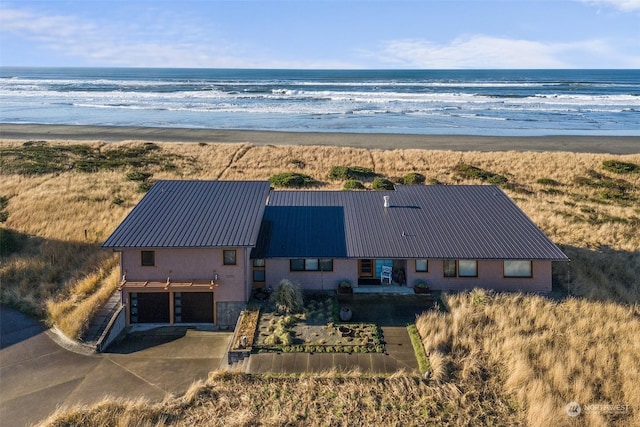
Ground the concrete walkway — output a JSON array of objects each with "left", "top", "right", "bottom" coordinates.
[
  {"left": 0, "top": 306, "right": 232, "bottom": 427},
  {"left": 79, "top": 290, "right": 121, "bottom": 347}
]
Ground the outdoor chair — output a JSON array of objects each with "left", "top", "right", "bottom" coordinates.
[{"left": 380, "top": 265, "right": 392, "bottom": 285}]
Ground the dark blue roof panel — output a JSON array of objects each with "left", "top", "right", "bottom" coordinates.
[
  {"left": 253, "top": 206, "right": 348, "bottom": 258},
  {"left": 103, "top": 180, "right": 270, "bottom": 248}
]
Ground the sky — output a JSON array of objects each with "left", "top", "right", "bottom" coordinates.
[{"left": 1, "top": 0, "right": 639, "bottom": 69}]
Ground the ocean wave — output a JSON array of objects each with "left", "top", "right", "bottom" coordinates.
[{"left": 1, "top": 68, "right": 638, "bottom": 136}]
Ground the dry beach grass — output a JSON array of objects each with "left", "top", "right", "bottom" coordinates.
[{"left": 0, "top": 136, "right": 638, "bottom": 425}]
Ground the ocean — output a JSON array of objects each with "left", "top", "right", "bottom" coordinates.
[{"left": 1, "top": 68, "right": 638, "bottom": 137}]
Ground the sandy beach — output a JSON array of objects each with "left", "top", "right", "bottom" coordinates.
[{"left": 1, "top": 123, "right": 639, "bottom": 154}]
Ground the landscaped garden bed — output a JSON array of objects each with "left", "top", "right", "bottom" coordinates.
[{"left": 251, "top": 290, "right": 385, "bottom": 354}]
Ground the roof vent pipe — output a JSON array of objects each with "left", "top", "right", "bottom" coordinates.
[{"left": 383, "top": 195, "right": 390, "bottom": 208}]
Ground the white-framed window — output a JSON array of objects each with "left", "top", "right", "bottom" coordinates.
[{"left": 504, "top": 260, "right": 532, "bottom": 278}]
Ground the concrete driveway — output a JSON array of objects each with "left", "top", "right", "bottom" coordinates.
[{"left": 0, "top": 305, "right": 232, "bottom": 427}]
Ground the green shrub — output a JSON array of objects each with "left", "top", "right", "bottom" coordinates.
[
  {"left": 454, "top": 163, "right": 508, "bottom": 185},
  {"left": 486, "top": 174, "right": 508, "bottom": 185},
  {"left": 402, "top": 172, "right": 426, "bottom": 185},
  {"left": 269, "top": 172, "right": 316, "bottom": 188},
  {"left": 271, "top": 279, "right": 304, "bottom": 314},
  {"left": 371, "top": 177, "right": 395, "bottom": 190},
  {"left": 0, "top": 196, "right": 8, "bottom": 223},
  {"left": 126, "top": 171, "right": 153, "bottom": 182},
  {"left": 328, "top": 166, "right": 377, "bottom": 180},
  {"left": 602, "top": 160, "right": 640, "bottom": 174},
  {"left": 343, "top": 180, "right": 365, "bottom": 190},
  {"left": 426, "top": 178, "right": 443, "bottom": 185},
  {"left": 137, "top": 181, "right": 153, "bottom": 193},
  {"left": 537, "top": 178, "right": 562, "bottom": 186}
]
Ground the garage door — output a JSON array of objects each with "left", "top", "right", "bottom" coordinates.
[
  {"left": 175, "top": 292, "right": 214, "bottom": 323},
  {"left": 130, "top": 292, "right": 170, "bottom": 323}
]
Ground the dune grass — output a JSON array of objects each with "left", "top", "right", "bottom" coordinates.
[
  {"left": 416, "top": 290, "right": 640, "bottom": 427},
  {"left": 1, "top": 139, "right": 638, "bottom": 425},
  {"left": 41, "top": 371, "right": 522, "bottom": 426}
]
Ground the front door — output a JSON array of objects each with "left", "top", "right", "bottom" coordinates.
[{"left": 358, "top": 259, "right": 374, "bottom": 278}]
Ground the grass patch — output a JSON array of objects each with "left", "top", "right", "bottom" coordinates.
[
  {"left": 0, "top": 141, "right": 179, "bottom": 175},
  {"left": 602, "top": 159, "right": 640, "bottom": 174},
  {"left": 47, "top": 265, "right": 120, "bottom": 339},
  {"left": 407, "top": 324, "right": 429, "bottom": 375},
  {"left": 573, "top": 170, "right": 635, "bottom": 203},
  {"left": 536, "top": 178, "right": 562, "bottom": 186}
]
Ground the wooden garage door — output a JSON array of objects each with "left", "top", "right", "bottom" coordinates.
[
  {"left": 131, "top": 292, "right": 170, "bottom": 323},
  {"left": 175, "top": 292, "right": 214, "bottom": 323}
]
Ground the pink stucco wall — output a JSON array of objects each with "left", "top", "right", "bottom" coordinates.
[
  {"left": 119, "top": 247, "right": 249, "bottom": 302},
  {"left": 118, "top": 249, "right": 553, "bottom": 298},
  {"left": 265, "top": 259, "right": 356, "bottom": 291},
  {"left": 264, "top": 258, "right": 552, "bottom": 293},
  {"left": 406, "top": 260, "right": 552, "bottom": 293}
]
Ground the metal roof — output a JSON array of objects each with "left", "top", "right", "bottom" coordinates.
[
  {"left": 267, "top": 185, "right": 568, "bottom": 260},
  {"left": 103, "top": 180, "right": 270, "bottom": 248}
]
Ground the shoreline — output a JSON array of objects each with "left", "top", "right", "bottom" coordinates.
[{"left": 1, "top": 123, "right": 639, "bottom": 154}]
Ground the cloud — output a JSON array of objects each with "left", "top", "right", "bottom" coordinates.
[
  {"left": 0, "top": 6, "right": 258, "bottom": 67},
  {"left": 581, "top": 0, "right": 640, "bottom": 12},
  {"left": 369, "top": 35, "right": 640, "bottom": 69},
  {"left": 0, "top": 7, "right": 96, "bottom": 41}
]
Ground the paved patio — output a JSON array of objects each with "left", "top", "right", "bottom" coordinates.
[{"left": 244, "top": 294, "right": 435, "bottom": 374}]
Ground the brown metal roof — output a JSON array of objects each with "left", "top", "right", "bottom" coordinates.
[
  {"left": 267, "top": 185, "right": 568, "bottom": 260},
  {"left": 103, "top": 180, "right": 270, "bottom": 248}
]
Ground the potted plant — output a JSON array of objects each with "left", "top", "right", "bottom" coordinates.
[
  {"left": 339, "top": 306, "right": 353, "bottom": 322},
  {"left": 337, "top": 280, "right": 353, "bottom": 295},
  {"left": 414, "top": 281, "right": 431, "bottom": 295}
]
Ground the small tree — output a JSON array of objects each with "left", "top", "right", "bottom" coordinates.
[{"left": 271, "top": 279, "right": 304, "bottom": 314}]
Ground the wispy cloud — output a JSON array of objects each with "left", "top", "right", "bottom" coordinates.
[
  {"left": 0, "top": 7, "right": 96, "bottom": 41},
  {"left": 0, "top": 6, "right": 258, "bottom": 67},
  {"left": 369, "top": 35, "right": 640, "bottom": 69},
  {"left": 581, "top": 0, "right": 640, "bottom": 12}
]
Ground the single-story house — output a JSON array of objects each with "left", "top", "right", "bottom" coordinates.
[{"left": 103, "top": 180, "right": 568, "bottom": 327}]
